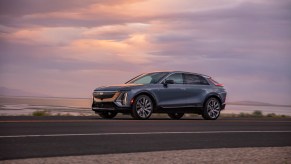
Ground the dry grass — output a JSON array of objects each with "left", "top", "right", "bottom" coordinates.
[{"left": 221, "top": 110, "right": 289, "bottom": 118}]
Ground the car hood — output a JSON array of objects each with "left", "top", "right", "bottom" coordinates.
[{"left": 94, "top": 83, "right": 144, "bottom": 92}]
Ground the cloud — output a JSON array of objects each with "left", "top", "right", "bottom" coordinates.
[
  {"left": 0, "top": 0, "right": 142, "bottom": 16},
  {"left": 0, "top": 0, "right": 290, "bottom": 104},
  {"left": 62, "top": 34, "right": 154, "bottom": 64}
]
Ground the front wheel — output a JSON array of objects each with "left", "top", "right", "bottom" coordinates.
[
  {"left": 168, "top": 113, "right": 184, "bottom": 119},
  {"left": 98, "top": 111, "right": 117, "bottom": 119},
  {"left": 131, "top": 95, "right": 153, "bottom": 120},
  {"left": 202, "top": 98, "right": 221, "bottom": 120}
]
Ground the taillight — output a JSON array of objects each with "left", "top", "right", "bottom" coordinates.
[{"left": 215, "top": 83, "right": 224, "bottom": 87}]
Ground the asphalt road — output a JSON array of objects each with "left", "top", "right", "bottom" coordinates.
[{"left": 0, "top": 116, "right": 291, "bottom": 160}]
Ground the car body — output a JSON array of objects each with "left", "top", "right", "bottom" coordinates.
[{"left": 92, "top": 71, "right": 227, "bottom": 120}]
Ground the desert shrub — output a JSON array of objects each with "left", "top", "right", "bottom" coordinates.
[
  {"left": 266, "top": 113, "right": 277, "bottom": 117},
  {"left": 252, "top": 110, "right": 263, "bottom": 117},
  {"left": 62, "top": 113, "right": 73, "bottom": 116},
  {"left": 238, "top": 112, "right": 250, "bottom": 117},
  {"left": 220, "top": 113, "right": 237, "bottom": 118},
  {"left": 221, "top": 112, "right": 289, "bottom": 118},
  {"left": 32, "top": 110, "right": 51, "bottom": 116},
  {"left": 54, "top": 112, "right": 74, "bottom": 116}
]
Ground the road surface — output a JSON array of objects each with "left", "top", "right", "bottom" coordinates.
[{"left": 0, "top": 116, "right": 291, "bottom": 160}]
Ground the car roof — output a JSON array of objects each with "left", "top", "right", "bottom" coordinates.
[{"left": 145, "top": 71, "right": 211, "bottom": 78}]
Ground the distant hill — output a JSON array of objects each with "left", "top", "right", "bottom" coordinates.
[{"left": 0, "top": 87, "right": 49, "bottom": 97}]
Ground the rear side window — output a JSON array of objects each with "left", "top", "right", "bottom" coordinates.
[
  {"left": 183, "top": 74, "right": 209, "bottom": 85},
  {"left": 199, "top": 76, "right": 210, "bottom": 85}
]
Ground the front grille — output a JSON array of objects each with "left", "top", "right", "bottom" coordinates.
[
  {"left": 93, "top": 102, "right": 115, "bottom": 108},
  {"left": 93, "top": 91, "right": 120, "bottom": 102},
  {"left": 94, "top": 91, "right": 116, "bottom": 99}
]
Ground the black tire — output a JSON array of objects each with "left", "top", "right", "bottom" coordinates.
[
  {"left": 131, "top": 95, "right": 153, "bottom": 120},
  {"left": 202, "top": 97, "right": 221, "bottom": 120},
  {"left": 168, "top": 113, "right": 184, "bottom": 119},
  {"left": 98, "top": 111, "right": 117, "bottom": 119}
]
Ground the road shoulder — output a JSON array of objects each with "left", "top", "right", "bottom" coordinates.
[{"left": 2, "top": 147, "right": 290, "bottom": 164}]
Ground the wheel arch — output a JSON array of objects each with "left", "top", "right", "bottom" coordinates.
[
  {"left": 203, "top": 93, "right": 222, "bottom": 107},
  {"left": 132, "top": 91, "right": 157, "bottom": 110}
]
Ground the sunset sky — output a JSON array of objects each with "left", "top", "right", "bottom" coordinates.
[{"left": 0, "top": 0, "right": 290, "bottom": 104}]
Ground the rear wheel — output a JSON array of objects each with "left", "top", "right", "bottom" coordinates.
[
  {"left": 131, "top": 95, "right": 153, "bottom": 120},
  {"left": 98, "top": 111, "right": 117, "bottom": 119},
  {"left": 202, "top": 98, "right": 221, "bottom": 120},
  {"left": 168, "top": 113, "right": 184, "bottom": 119}
]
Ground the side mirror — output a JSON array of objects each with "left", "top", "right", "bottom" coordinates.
[{"left": 163, "top": 79, "right": 174, "bottom": 87}]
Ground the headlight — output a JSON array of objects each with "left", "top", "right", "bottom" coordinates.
[
  {"left": 115, "top": 92, "right": 129, "bottom": 106},
  {"left": 121, "top": 92, "right": 128, "bottom": 105}
]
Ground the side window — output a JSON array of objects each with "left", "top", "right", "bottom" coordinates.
[
  {"left": 166, "top": 73, "right": 183, "bottom": 84},
  {"left": 199, "top": 76, "right": 209, "bottom": 85},
  {"left": 183, "top": 74, "right": 209, "bottom": 85},
  {"left": 132, "top": 76, "right": 152, "bottom": 84}
]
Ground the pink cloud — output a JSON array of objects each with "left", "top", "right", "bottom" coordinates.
[{"left": 0, "top": 0, "right": 290, "bottom": 105}]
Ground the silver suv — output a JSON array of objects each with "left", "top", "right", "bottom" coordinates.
[{"left": 92, "top": 71, "right": 227, "bottom": 120}]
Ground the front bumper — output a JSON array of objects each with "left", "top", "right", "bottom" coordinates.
[
  {"left": 92, "top": 90, "right": 133, "bottom": 113},
  {"left": 92, "top": 102, "right": 131, "bottom": 113}
]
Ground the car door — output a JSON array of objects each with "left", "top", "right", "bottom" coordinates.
[
  {"left": 153, "top": 73, "right": 189, "bottom": 107},
  {"left": 182, "top": 73, "right": 210, "bottom": 106}
]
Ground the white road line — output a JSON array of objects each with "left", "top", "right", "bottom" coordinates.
[{"left": 1, "top": 131, "right": 291, "bottom": 138}]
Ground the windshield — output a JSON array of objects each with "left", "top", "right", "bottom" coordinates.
[{"left": 126, "top": 72, "right": 169, "bottom": 84}]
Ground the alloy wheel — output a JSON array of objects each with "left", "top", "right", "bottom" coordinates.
[
  {"left": 202, "top": 98, "right": 221, "bottom": 120},
  {"left": 132, "top": 95, "right": 153, "bottom": 119}
]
